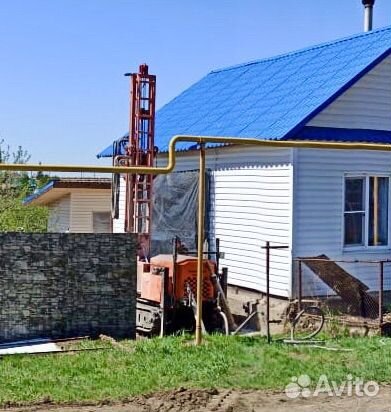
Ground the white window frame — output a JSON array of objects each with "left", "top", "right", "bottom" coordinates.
[{"left": 343, "top": 173, "right": 391, "bottom": 251}]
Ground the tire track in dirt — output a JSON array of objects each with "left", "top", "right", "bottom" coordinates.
[
  {"left": 207, "top": 389, "right": 236, "bottom": 411},
  {"left": 3, "top": 387, "right": 391, "bottom": 412}
]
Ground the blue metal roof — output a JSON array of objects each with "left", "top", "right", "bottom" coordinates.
[
  {"left": 98, "top": 134, "right": 128, "bottom": 158},
  {"left": 22, "top": 181, "right": 55, "bottom": 205},
  {"left": 98, "top": 26, "right": 391, "bottom": 157},
  {"left": 292, "top": 127, "right": 391, "bottom": 144}
]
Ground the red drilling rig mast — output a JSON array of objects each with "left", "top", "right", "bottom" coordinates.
[
  {"left": 124, "top": 64, "right": 156, "bottom": 259},
  {"left": 118, "top": 65, "right": 229, "bottom": 337}
]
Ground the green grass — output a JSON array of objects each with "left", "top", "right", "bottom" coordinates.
[{"left": 1, "top": 334, "right": 391, "bottom": 406}]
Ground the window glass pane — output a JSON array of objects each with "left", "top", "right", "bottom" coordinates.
[
  {"left": 93, "top": 212, "right": 111, "bottom": 233},
  {"left": 345, "top": 178, "right": 365, "bottom": 211},
  {"left": 369, "top": 177, "right": 389, "bottom": 246},
  {"left": 344, "top": 213, "right": 365, "bottom": 246}
]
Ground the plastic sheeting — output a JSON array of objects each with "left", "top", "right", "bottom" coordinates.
[{"left": 151, "top": 170, "right": 210, "bottom": 256}]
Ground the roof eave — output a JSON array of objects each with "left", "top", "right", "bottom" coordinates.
[{"left": 283, "top": 48, "right": 391, "bottom": 140}]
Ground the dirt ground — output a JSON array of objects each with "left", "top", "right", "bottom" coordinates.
[{"left": 3, "top": 387, "right": 391, "bottom": 412}]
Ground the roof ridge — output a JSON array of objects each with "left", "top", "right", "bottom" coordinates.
[{"left": 211, "top": 25, "right": 391, "bottom": 74}]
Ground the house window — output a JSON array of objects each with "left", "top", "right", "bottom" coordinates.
[
  {"left": 93, "top": 212, "right": 111, "bottom": 233},
  {"left": 344, "top": 176, "right": 389, "bottom": 248}
]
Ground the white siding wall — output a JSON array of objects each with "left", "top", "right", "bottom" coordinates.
[
  {"left": 158, "top": 146, "right": 294, "bottom": 297},
  {"left": 293, "top": 149, "right": 391, "bottom": 295},
  {"left": 114, "top": 146, "right": 293, "bottom": 295},
  {"left": 47, "top": 195, "right": 71, "bottom": 232},
  {"left": 307, "top": 55, "right": 391, "bottom": 130},
  {"left": 210, "top": 167, "right": 292, "bottom": 295},
  {"left": 70, "top": 189, "right": 111, "bottom": 233}
]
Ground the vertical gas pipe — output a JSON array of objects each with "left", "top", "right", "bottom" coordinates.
[{"left": 195, "top": 143, "right": 206, "bottom": 345}]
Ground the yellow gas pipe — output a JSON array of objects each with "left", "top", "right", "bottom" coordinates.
[
  {"left": 3, "top": 135, "right": 391, "bottom": 345},
  {"left": 195, "top": 143, "right": 206, "bottom": 346},
  {"left": 2, "top": 136, "right": 391, "bottom": 174}
]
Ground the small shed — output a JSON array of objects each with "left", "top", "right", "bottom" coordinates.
[{"left": 23, "top": 178, "right": 111, "bottom": 233}]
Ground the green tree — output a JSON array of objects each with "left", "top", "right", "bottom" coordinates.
[{"left": 0, "top": 140, "right": 49, "bottom": 232}]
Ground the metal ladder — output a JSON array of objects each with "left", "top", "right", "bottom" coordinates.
[{"left": 124, "top": 64, "right": 156, "bottom": 258}]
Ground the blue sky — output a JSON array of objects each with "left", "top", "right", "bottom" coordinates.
[{"left": 1, "top": 0, "right": 391, "bottom": 167}]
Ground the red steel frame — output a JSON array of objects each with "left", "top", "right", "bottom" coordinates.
[{"left": 125, "top": 64, "right": 156, "bottom": 259}]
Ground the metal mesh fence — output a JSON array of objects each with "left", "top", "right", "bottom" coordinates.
[{"left": 293, "top": 257, "right": 391, "bottom": 331}]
